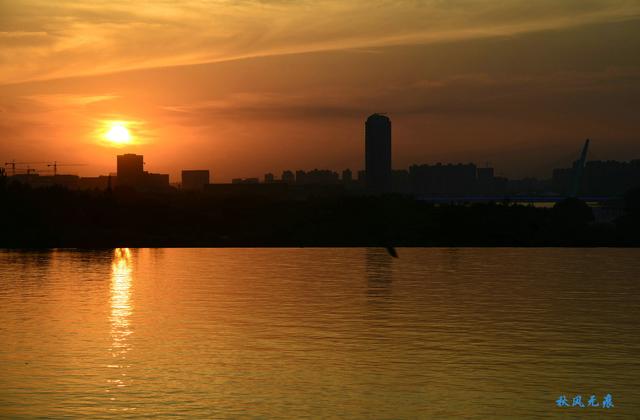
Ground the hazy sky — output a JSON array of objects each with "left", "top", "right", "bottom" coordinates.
[{"left": 1, "top": 0, "right": 639, "bottom": 181}]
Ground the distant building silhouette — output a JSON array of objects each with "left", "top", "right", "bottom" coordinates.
[
  {"left": 365, "top": 113, "right": 392, "bottom": 193},
  {"left": 298, "top": 169, "right": 339, "bottom": 185},
  {"left": 116, "top": 154, "right": 169, "bottom": 191},
  {"left": 554, "top": 159, "right": 640, "bottom": 196},
  {"left": 117, "top": 154, "right": 143, "bottom": 187},
  {"left": 11, "top": 173, "right": 80, "bottom": 189},
  {"left": 342, "top": 169, "right": 352, "bottom": 184},
  {"left": 182, "top": 170, "right": 210, "bottom": 190},
  {"left": 232, "top": 177, "right": 259, "bottom": 184},
  {"left": 264, "top": 173, "right": 275, "bottom": 183},
  {"left": 295, "top": 170, "right": 307, "bottom": 184},
  {"left": 143, "top": 173, "right": 170, "bottom": 190},
  {"left": 409, "top": 163, "right": 477, "bottom": 196},
  {"left": 477, "top": 167, "right": 494, "bottom": 183},
  {"left": 477, "top": 167, "right": 501, "bottom": 195},
  {"left": 79, "top": 175, "right": 116, "bottom": 190},
  {"left": 282, "top": 170, "right": 295, "bottom": 184},
  {"left": 585, "top": 160, "right": 640, "bottom": 195}
]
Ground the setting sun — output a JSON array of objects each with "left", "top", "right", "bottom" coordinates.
[{"left": 104, "top": 123, "right": 131, "bottom": 145}]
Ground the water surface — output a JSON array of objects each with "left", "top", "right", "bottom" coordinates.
[{"left": 1, "top": 248, "right": 639, "bottom": 418}]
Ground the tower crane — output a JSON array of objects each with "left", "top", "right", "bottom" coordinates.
[
  {"left": 47, "top": 161, "right": 87, "bottom": 176},
  {"left": 4, "top": 160, "right": 48, "bottom": 176},
  {"left": 570, "top": 139, "right": 590, "bottom": 198}
]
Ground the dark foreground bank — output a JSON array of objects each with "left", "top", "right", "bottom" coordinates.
[{"left": 2, "top": 181, "right": 639, "bottom": 247}]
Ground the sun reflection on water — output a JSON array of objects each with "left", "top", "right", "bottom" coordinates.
[{"left": 109, "top": 248, "right": 133, "bottom": 391}]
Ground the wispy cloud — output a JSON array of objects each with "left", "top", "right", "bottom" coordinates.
[
  {"left": 23, "top": 94, "right": 119, "bottom": 108},
  {"left": 1, "top": 0, "right": 639, "bottom": 84}
]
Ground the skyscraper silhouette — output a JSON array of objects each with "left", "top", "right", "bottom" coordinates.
[
  {"left": 365, "top": 113, "right": 392, "bottom": 193},
  {"left": 117, "top": 154, "right": 143, "bottom": 187}
]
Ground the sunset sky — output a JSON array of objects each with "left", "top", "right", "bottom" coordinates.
[{"left": 1, "top": 0, "right": 639, "bottom": 181}]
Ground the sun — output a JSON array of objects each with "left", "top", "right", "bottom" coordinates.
[{"left": 104, "top": 123, "right": 131, "bottom": 144}]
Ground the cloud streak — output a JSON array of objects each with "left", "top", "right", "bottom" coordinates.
[{"left": 1, "top": 0, "right": 639, "bottom": 84}]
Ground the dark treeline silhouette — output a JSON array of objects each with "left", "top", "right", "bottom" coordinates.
[{"left": 1, "top": 178, "right": 639, "bottom": 247}]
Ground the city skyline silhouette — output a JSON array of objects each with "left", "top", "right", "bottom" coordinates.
[
  {"left": 2, "top": 111, "right": 639, "bottom": 248},
  {"left": 2, "top": 3, "right": 640, "bottom": 183},
  {"left": 3, "top": 113, "right": 638, "bottom": 200}
]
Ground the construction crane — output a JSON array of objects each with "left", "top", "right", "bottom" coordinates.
[
  {"left": 570, "top": 139, "right": 590, "bottom": 198},
  {"left": 47, "top": 161, "right": 87, "bottom": 176},
  {"left": 4, "top": 160, "right": 49, "bottom": 176}
]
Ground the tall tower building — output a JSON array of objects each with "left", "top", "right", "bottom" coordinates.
[
  {"left": 117, "top": 154, "right": 144, "bottom": 187},
  {"left": 365, "top": 113, "right": 392, "bottom": 193}
]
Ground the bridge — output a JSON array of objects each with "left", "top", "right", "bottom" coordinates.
[{"left": 415, "top": 195, "right": 620, "bottom": 205}]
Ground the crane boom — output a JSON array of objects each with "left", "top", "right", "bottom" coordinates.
[
  {"left": 47, "top": 161, "right": 87, "bottom": 176},
  {"left": 4, "top": 160, "right": 48, "bottom": 176},
  {"left": 570, "top": 139, "right": 590, "bottom": 198}
]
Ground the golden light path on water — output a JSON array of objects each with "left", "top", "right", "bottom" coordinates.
[
  {"left": 1, "top": 249, "right": 640, "bottom": 417},
  {"left": 108, "top": 248, "right": 133, "bottom": 400}
]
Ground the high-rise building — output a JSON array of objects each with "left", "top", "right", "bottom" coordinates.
[
  {"left": 264, "top": 173, "right": 275, "bottom": 183},
  {"left": 182, "top": 170, "right": 210, "bottom": 190},
  {"left": 116, "top": 154, "right": 170, "bottom": 191},
  {"left": 365, "top": 113, "right": 392, "bottom": 193},
  {"left": 117, "top": 154, "right": 143, "bottom": 187}
]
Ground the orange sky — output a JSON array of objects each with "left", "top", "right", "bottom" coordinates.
[{"left": 1, "top": 1, "right": 639, "bottom": 182}]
